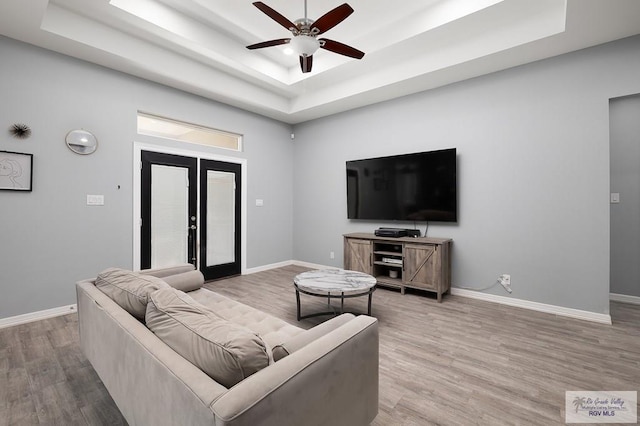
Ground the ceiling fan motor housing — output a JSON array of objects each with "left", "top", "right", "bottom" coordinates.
[{"left": 293, "top": 18, "right": 315, "bottom": 34}]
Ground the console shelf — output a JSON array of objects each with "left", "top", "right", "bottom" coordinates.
[
  {"left": 343, "top": 233, "right": 452, "bottom": 302},
  {"left": 374, "top": 250, "right": 403, "bottom": 256},
  {"left": 373, "top": 261, "right": 403, "bottom": 267}
]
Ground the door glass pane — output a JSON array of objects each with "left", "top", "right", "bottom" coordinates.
[
  {"left": 207, "top": 170, "right": 235, "bottom": 266},
  {"left": 151, "top": 165, "right": 189, "bottom": 268}
]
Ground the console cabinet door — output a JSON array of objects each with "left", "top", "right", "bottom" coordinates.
[
  {"left": 344, "top": 239, "right": 372, "bottom": 274},
  {"left": 403, "top": 244, "right": 440, "bottom": 290}
]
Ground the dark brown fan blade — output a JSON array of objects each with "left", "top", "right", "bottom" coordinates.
[
  {"left": 299, "top": 55, "right": 313, "bottom": 73},
  {"left": 319, "top": 38, "right": 364, "bottom": 59},
  {"left": 253, "top": 2, "right": 297, "bottom": 31},
  {"left": 311, "top": 3, "right": 354, "bottom": 35},
  {"left": 246, "top": 38, "right": 291, "bottom": 50}
]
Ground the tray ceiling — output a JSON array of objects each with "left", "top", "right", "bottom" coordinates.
[{"left": 1, "top": 0, "right": 640, "bottom": 123}]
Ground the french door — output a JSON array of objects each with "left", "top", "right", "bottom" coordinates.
[
  {"left": 200, "top": 160, "right": 241, "bottom": 279},
  {"left": 140, "top": 151, "right": 241, "bottom": 280}
]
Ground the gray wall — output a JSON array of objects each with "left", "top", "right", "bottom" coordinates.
[
  {"left": 0, "top": 36, "right": 293, "bottom": 319},
  {"left": 4, "top": 33, "right": 640, "bottom": 320},
  {"left": 610, "top": 94, "right": 640, "bottom": 298},
  {"left": 292, "top": 35, "right": 640, "bottom": 315}
]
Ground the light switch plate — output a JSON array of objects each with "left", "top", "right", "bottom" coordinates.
[
  {"left": 87, "top": 194, "right": 105, "bottom": 206},
  {"left": 255, "top": 199, "right": 264, "bottom": 207},
  {"left": 610, "top": 193, "right": 620, "bottom": 204}
]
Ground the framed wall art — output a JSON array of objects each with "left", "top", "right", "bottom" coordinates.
[{"left": 0, "top": 151, "right": 33, "bottom": 191}]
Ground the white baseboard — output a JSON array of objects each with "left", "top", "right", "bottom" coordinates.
[
  {"left": 244, "top": 260, "right": 295, "bottom": 275},
  {"left": 610, "top": 292, "right": 640, "bottom": 305},
  {"left": 290, "top": 260, "right": 334, "bottom": 270},
  {"left": 244, "top": 260, "right": 334, "bottom": 275},
  {"left": 451, "top": 288, "right": 612, "bottom": 324},
  {"left": 0, "top": 304, "right": 77, "bottom": 329}
]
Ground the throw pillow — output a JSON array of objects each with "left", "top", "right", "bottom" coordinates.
[
  {"left": 160, "top": 270, "right": 204, "bottom": 292},
  {"left": 95, "top": 268, "right": 169, "bottom": 320},
  {"left": 146, "top": 288, "right": 269, "bottom": 388}
]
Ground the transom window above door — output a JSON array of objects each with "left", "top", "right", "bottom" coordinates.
[{"left": 137, "top": 112, "right": 242, "bottom": 151}]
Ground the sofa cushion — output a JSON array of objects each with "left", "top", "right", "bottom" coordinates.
[
  {"left": 95, "top": 268, "right": 169, "bottom": 320},
  {"left": 272, "top": 313, "right": 355, "bottom": 361},
  {"left": 146, "top": 288, "right": 269, "bottom": 388},
  {"left": 188, "top": 289, "right": 304, "bottom": 362},
  {"left": 161, "top": 270, "right": 204, "bottom": 292}
]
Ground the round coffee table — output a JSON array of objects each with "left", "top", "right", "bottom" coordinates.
[{"left": 293, "top": 269, "right": 377, "bottom": 320}]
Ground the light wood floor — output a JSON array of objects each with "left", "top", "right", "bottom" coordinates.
[{"left": 2, "top": 265, "right": 639, "bottom": 425}]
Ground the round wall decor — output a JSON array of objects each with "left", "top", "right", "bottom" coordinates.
[{"left": 65, "top": 129, "right": 98, "bottom": 155}]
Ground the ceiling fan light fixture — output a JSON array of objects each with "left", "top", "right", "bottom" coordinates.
[{"left": 290, "top": 35, "right": 319, "bottom": 56}]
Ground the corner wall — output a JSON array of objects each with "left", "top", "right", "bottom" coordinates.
[
  {"left": 0, "top": 36, "right": 294, "bottom": 319},
  {"left": 292, "top": 35, "right": 640, "bottom": 315}
]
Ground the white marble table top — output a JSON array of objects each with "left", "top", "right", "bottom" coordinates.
[{"left": 294, "top": 269, "right": 376, "bottom": 294}]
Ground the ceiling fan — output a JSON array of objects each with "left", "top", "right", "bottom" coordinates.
[{"left": 246, "top": 1, "right": 365, "bottom": 73}]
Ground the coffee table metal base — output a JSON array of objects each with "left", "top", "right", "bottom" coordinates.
[{"left": 294, "top": 284, "right": 376, "bottom": 321}]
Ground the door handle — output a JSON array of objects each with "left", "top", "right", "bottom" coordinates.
[{"left": 188, "top": 224, "right": 197, "bottom": 265}]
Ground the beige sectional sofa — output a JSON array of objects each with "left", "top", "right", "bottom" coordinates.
[{"left": 76, "top": 264, "right": 379, "bottom": 426}]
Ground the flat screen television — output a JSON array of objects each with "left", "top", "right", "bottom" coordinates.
[{"left": 346, "top": 148, "right": 457, "bottom": 222}]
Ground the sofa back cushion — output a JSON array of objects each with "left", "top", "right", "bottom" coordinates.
[
  {"left": 146, "top": 288, "right": 269, "bottom": 388},
  {"left": 95, "top": 268, "right": 169, "bottom": 320}
]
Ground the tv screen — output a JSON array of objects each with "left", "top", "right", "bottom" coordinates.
[{"left": 346, "top": 148, "right": 457, "bottom": 222}]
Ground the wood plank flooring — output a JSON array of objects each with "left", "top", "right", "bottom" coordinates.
[
  {"left": 0, "top": 313, "right": 126, "bottom": 425},
  {"left": 2, "top": 264, "right": 639, "bottom": 425}
]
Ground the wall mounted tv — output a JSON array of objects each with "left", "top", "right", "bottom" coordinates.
[{"left": 346, "top": 148, "right": 457, "bottom": 222}]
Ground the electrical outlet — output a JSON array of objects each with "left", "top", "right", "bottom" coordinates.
[
  {"left": 498, "top": 274, "right": 512, "bottom": 293},
  {"left": 330, "top": 251, "right": 335, "bottom": 259}
]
